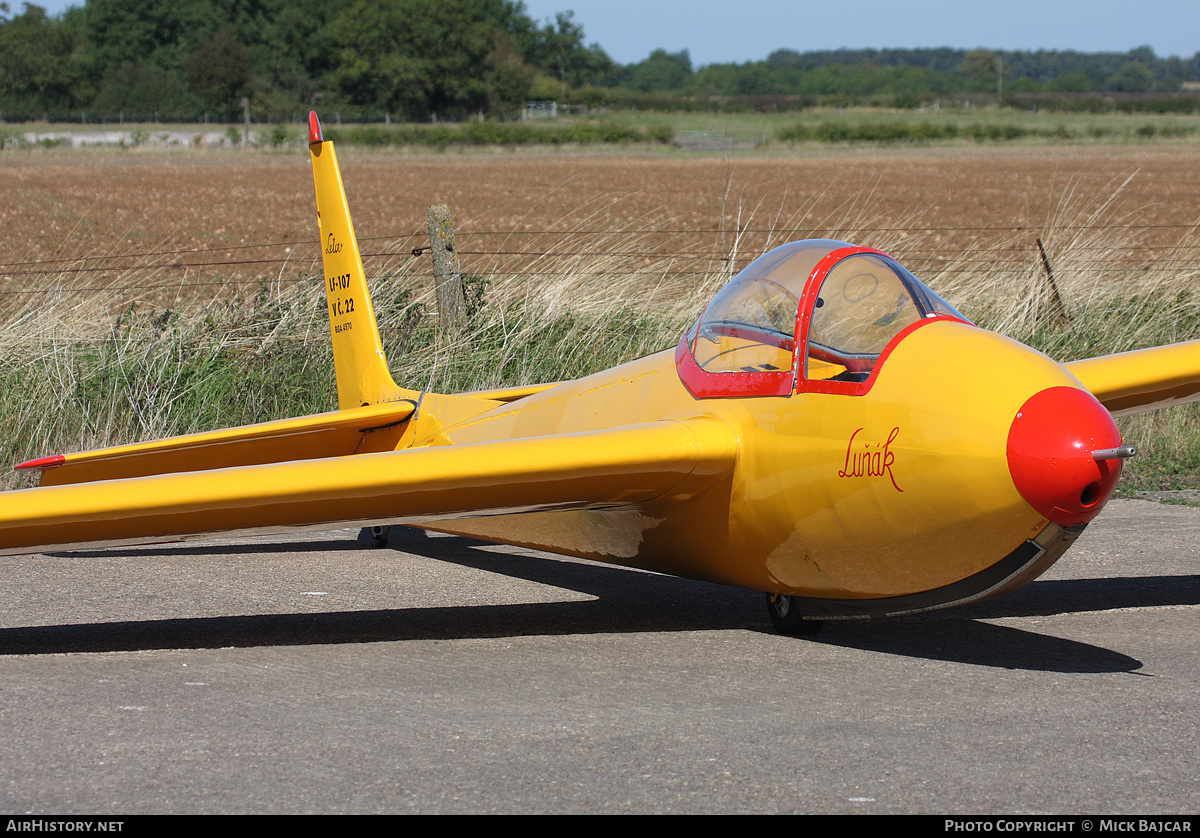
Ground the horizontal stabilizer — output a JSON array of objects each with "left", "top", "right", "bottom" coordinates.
[
  {"left": 0, "top": 419, "right": 737, "bottom": 556},
  {"left": 1065, "top": 339, "right": 1200, "bottom": 416},
  {"left": 18, "top": 401, "right": 416, "bottom": 487}
]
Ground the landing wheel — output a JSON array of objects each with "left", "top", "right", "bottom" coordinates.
[
  {"left": 766, "top": 593, "right": 823, "bottom": 636},
  {"left": 357, "top": 525, "right": 391, "bottom": 548}
]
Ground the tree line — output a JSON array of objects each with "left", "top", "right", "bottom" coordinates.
[
  {"left": 0, "top": 0, "right": 1197, "bottom": 123},
  {"left": 622, "top": 46, "right": 1199, "bottom": 100},
  {"left": 0, "top": 0, "right": 615, "bottom": 121}
]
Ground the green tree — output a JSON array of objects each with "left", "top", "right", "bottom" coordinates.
[
  {"left": 323, "top": 0, "right": 533, "bottom": 118},
  {"left": 1047, "top": 71, "right": 1092, "bottom": 92},
  {"left": 0, "top": 3, "right": 94, "bottom": 115},
  {"left": 82, "top": 0, "right": 355, "bottom": 118},
  {"left": 226, "top": 0, "right": 354, "bottom": 120},
  {"left": 84, "top": 0, "right": 220, "bottom": 75},
  {"left": 1158, "top": 56, "right": 1186, "bottom": 93},
  {"left": 1106, "top": 60, "right": 1155, "bottom": 92},
  {"left": 623, "top": 48, "right": 692, "bottom": 93},
  {"left": 959, "top": 48, "right": 1009, "bottom": 93},
  {"left": 185, "top": 25, "right": 252, "bottom": 114},
  {"left": 91, "top": 61, "right": 198, "bottom": 118},
  {"left": 521, "top": 10, "right": 616, "bottom": 90}
]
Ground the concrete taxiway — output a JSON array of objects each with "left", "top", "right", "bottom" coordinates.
[{"left": 0, "top": 498, "right": 1196, "bottom": 814}]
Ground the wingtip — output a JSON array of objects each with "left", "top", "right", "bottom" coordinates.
[
  {"left": 14, "top": 454, "right": 65, "bottom": 472},
  {"left": 308, "top": 111, "right": 324, "bottom": 147}
]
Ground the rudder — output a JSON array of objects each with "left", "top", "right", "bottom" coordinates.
[{"left": 308, "top": 111, "right": 407, "bottom": 409}]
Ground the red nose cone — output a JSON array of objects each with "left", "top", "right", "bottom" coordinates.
[{"left": 1007, "top": 386, "right": 1123, "bottom": 527}]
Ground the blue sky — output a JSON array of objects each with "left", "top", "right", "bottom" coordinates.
[
  {"left": 522, "top": 0, "right": 1200, "bottom": 66},
  {"left": 29, "top": 0, "right": 1200, "bottom": 67}
]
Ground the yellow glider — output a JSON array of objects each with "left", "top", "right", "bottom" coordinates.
[{"left": 4, "top": 112, "right": 1199, "bottom": 635}]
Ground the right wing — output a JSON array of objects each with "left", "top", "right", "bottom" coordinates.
[
  {"left": 1065, "top": 339, "right": 1200, "bottom": 416},
  {"left": 0, "top": 419, "right": 736, "bottom": 556}
]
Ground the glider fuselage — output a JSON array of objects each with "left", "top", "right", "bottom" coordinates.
[{"left": 417, "top": 317, "right": 1094, "bottom": 615}]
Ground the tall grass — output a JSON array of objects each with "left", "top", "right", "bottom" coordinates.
[{"left": 1, "top": 181, "right": 1197, "bottom": 491}]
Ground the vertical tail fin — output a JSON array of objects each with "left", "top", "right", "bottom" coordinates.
[{"left": 308, "top": 112, "right": 407, "bottom": 409}]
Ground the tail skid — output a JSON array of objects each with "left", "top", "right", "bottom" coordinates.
[{"left": 308, "top": 112, "right": 410, "bottom": 409}]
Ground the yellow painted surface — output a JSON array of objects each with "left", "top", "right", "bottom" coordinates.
[
  {"left": 1065, "top": 339, "right": 1200, "bottom": 416},
  {"left": 38, "top": 402, "right": 415, "bottom": 486},
  {"left": 0, "top": 420, "right": 736, "bottom": 557},
  {"left": 311, "top": 139, "right": 412, "bottom": 410}
]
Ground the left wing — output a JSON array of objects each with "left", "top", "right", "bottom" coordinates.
[
  {"left": 1065, "top": 339, "right": 1200, "bottom": 416},
  {"left": 0, "top": 419, "right": 736, "bottom": 556}
]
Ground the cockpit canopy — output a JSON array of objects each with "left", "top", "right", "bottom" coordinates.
[{"left": 679, "top": 240, "right": 967, "bottom": 398}]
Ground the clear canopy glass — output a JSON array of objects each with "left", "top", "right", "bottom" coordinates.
[{"left": 686, "top": 240, "right": 967, "bottom": 391}]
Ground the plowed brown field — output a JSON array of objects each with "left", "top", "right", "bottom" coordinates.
[{"left": 2, "top": 144, "right": 1198, "bottom": 301}]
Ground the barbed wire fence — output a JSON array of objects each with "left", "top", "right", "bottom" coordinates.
[
  {"left": 1, "top": 213, "right": 1197, "bottom": 362},
  {"left": 3, "top": 221, "right": 1198, "bottom": 295}
]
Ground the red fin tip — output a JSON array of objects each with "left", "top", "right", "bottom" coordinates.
[{"left": 14, "top": 454, "right": 66, "bottom": 471}]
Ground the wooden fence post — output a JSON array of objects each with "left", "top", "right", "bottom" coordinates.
[
  {"left": 1035, "top": 237, "right": 1070, "bottom": 325},
  {"left": 427, "top": 204, "right": 467, "bottom": 340}
]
